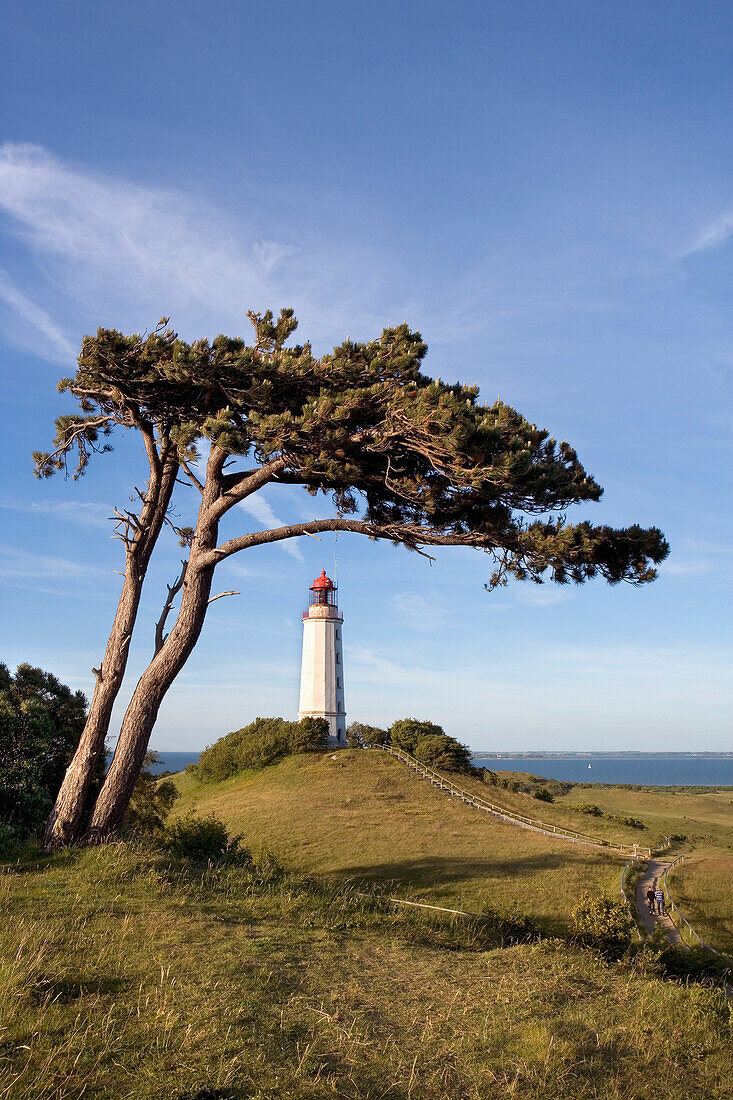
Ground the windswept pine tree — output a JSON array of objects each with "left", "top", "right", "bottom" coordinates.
[{"left": 40, "top": 309, "right": 668, "bottom": 847}]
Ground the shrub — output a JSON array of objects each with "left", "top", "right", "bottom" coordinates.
[
  {"left": 123, "top": 752, "right": 178, "bottom": 835},
  {"left": 347, "top": 721, "right": 387, "bottom": 747},
  {"left": 389, "top": 717, "right": 445, "bottom": 754},
  {"left": 195, "top": 716, "right": 334, "bottom": 781},
  {"left": 288, "top": 717, "right": 329, "bottom": 754},
  {"left": 657, "top": 945, "right": 732, "bottom": 983},
  {"left": 533, "top": 787, "right": 554, "bottom": 803},
  {"left": 163, "top": 812, "right": 250, "bottom": 865},
  {"left": 479, "top": 768, "right": 498, "bottom": 785},
  {"left": 195, "top": 718, "right": 290, "bottom": 780},
  {"left": 0, "top": 662, "right": 95, "bottom": 838},
  {"left": 577, "top": 802, "right": 603, "bottom": 817},
  {"left": 571, "top": 891, "right": 633, "bottom": 959},
  {"left": 413, "top": 733, "right": 472, "bottom": 774}
]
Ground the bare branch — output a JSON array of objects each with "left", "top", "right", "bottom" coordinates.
[
  {"left": 180, "top": 460, "right": 205, "bottom": 494},
  {"left": 154, "top": 560, "right": 188, "bottom": 655},
  {"left": 202, "top": 517, "right": 498, "bottom": 567},
  {"left": 207, "top": 590, "right": 240, "bottom": 605}
]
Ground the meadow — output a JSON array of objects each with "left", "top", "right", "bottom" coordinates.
[
  {"left": 3, "top": 750, "right": 732, "bottom": 1099},
  {"left": 2, "top": 841, "right": 733, "bottom": 1100},
  {"left": 170, "top": 750, "right": 624, "bottom": 934},
  {"left": 555, "top": 781, "right": 733, "bottom": 953}
]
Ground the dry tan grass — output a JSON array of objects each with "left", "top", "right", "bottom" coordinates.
[
  {"left": 2, "top": 843, "right": 733, "bottom": 1100},
  {"left": 171, "top": 751, "right": 623, "bottom": 934}
]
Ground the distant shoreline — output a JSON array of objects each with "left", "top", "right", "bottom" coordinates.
[{"left": 470, "top": 751, "right": 733, "bottom": 759}]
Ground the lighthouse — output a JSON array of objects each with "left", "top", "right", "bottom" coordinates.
[{"left": 298, "top": 570, "right": 346, "bottom": 745}]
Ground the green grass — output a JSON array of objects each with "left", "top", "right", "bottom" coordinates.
[
  {"left": 2, "top": 842, "right": 733, "bottom": 1100},
  {"left": 171, "top": 750, "right": 624, "bottom": 935},
  {"left": 554, "top": 781, "right": 733, "bottom": 952},
  {"left": 669, "top": 851, "right": 733, "bottom": 954}
]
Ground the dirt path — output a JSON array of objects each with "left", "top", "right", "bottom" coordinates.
[{"left": 636, "top": 859, "right": 682, "bottom": 945}]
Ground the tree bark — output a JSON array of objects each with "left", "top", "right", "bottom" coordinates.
[
  {"left": 84, "top": 447, "right": 225, "bottom": 841},
  {"left": 43, "top": 446, "right": 179, "bottom": 850}
]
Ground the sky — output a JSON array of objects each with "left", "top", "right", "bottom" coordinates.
[{"left": 0, "top": 0, "right": 731, "bottom": 752}]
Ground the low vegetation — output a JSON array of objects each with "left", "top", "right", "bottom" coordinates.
[
  {"left": 555, "top": 781, "right": 733, "bottom": 953},
  {"left": 194, "top": 716, "right": 330, "bottom": 781},
  {"left": 2, "top": 839, "right": 732, "bottom": 1100}
]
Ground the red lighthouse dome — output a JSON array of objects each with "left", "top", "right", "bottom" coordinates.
[{"left": 306, "top": 570, "right": 338, "bottom": 612}]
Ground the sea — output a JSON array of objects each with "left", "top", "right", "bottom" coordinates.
[{"left": 148, "top": 750, "right": 733, "bottom": 787}]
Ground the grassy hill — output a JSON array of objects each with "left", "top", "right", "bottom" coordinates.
[
  {"left": 171, "top": 749, "right": 626, "bottom": 935},
  {"left": 3, "top": 841, "right": 732, "bottom": 1100}
]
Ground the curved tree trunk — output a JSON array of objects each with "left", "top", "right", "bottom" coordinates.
[
  {"left": 84, "top": 556, "right": 216, "bottom": 841},
  {"left": 43, "top": 450, "right": 179, "bottom": 850},
  {"left": 84, "top": 447, "right": 225, "bottom": 841}
]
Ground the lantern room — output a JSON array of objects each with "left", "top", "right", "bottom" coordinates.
[{"left": 308, "top": 570, "right": 338, "bottom": 607}]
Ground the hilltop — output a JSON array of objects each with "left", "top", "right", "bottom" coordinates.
[{"left": 171, "top": 749, "right": 630, "bottom": 934}]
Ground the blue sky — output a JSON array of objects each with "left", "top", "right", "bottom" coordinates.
[{"left": 0, "top": 1, "right": 731, "bottom": 751}]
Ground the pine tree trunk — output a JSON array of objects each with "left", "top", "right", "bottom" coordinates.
[
  {"left": 84, "top": 449, "right": 225, "bottom": 841},
  {"left": 84, "top": 555, "right": 216, "bottom": 841},
  {"left": 43, "top": 452, "right": 178, "bottom": 850}
]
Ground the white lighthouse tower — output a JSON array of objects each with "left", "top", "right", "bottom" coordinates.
[{"left": 298, "top": 570, "right": 346, "bottom": 746}]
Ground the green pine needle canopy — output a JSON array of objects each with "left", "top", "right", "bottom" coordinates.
[{"left": 35, "top": 308, "right": 668, "bottom": 587}]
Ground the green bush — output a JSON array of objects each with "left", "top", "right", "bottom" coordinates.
[
  {"left": 0, "top": 662, "right": 94, "bottom": 838},
  {"left": 346, "top": 721, "right": 387, "bottom": 747},
  {"left": 477, "top": 767, "right": 498, "bottom": 785},
  {"left": 577, "top": 802, "right": 603, "bottom": 817},
  {"left": 195, "top": 716, "right": 329, "bottom": 781},
  {"left": 288, "top": 716, "right": 329, "bottom": 754},
  {"left": 533, "top": 787, "right": 554, "bottom": 803},
  {"left": 571, "top": 891, "right": 633, "bottom": 959},
  {"left": 123, "top": 752, "right": 179, "bottom": 835},
  {"left": 389, "top": 717, "right": 445, "bottom": 754},
  {"left": 657, "top": 945, "right": 731, "bottom": 983},
  {"left": 412, "top": 732, "right": 472, "bottom": 774},
  {"left": 163, "top": 812, "right": 250, "bottom": 865}
]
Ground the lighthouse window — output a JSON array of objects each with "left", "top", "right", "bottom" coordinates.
[
  {"left": 336, "top": 652, "right": 340, "bottom": 663},
  {"left": 337, "top": 677, "right": 341, "bottom": 688}
]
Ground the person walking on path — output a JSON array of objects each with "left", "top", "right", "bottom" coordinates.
[
  {"left": 646, "top": 886, "right": 656, "bottom": 914},
  {"left": 654, "top": 885, "right": 666, "bottom": 916}
]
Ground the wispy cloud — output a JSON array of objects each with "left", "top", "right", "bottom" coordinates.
[
  {"left": 238, "top": 496, "right": 305, "bottom": 562},
  {"left": 681, "top": 209, "right": 733, "bottom": 256},
  {"left": 0, "top": 543, "right": 115, "bottom": 599},
  {"left": 392, "top": 592, "right": 449, "bottom": 631},
  {"left": 0, "top": 142, "right": 395, "bottom": 353},
  {"left": 0, "top": 143, "right": 614, "bottom": 370},
  {"left": 515, "top": 585, "right": 574, "bottom": 608},
  {"left": 0, "top": 498, "right": 112, "bottom": 529},
  {"left": 0, "top": 266, "right": 76, "bottom": 362}
]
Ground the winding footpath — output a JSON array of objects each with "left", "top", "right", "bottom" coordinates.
[{"left": 635, "top": 859, "right": 682, "bottom": 945}]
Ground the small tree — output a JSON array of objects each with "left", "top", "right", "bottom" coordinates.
[{"left": 0, "top": 663, "right": 91, "bottom": 840}]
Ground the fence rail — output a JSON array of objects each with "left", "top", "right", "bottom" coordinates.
[
  {"left": 368, "top": 744, "right": 651, "bottom": 857},
  {"left": 662, "top": 854, "right": 716, "bottom": 952}
]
